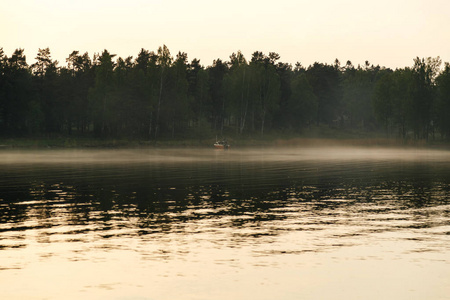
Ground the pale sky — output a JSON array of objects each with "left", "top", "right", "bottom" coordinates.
[{"left": 2, "top": 0, "right": 450, "bottom": 69}]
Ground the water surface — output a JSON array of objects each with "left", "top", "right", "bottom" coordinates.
[{"left": 0, "top": 147, "right": 449, "bottom": 299}]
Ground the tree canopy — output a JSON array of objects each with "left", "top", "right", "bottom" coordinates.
[{"left": 0, "top": 46, "right": 449, "bottom": 141}]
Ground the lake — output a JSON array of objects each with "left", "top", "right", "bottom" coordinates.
[{"left": 0, "top": 147, "right": 449, "bottom": 300}]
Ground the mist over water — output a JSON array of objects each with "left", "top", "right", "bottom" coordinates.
[
  {"left": 0, "top": 147, "right": 449, "bottom": 299},
  {"left": 2, "top": 146, "right": 450, "bottom": 164}
]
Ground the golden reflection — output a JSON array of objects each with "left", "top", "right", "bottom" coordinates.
[{"left": 0, "top": 148, "right": 449, "bottom": 299}]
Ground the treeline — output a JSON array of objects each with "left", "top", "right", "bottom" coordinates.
[{"left": 1, "top": 46, "right": 450, "bottom": 140}]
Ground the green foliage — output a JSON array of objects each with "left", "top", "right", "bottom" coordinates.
[
  {"left": 224, "top": 51, "right": 249, "bottom": 134},
  {"left": 373, "top": 72, "right": 394, "bottom": 133},
  {"left": 342, "top": 62, "right": 380, "bottom": 130},
  {"left": 249, "top": 51, "right": 281, "bottom": 136},
  {"left": 206, "top": 59, "right": 228, "bottom": 133},
  {"left": 1, "top": 49, "right": 33, "bottom": 135},
  {"left": 306, "top": 62, "right": 342, "bottom": 126},
  {"left": 435, "top": 63, "right": 450, "bottom": 138},
  {"left": 88, "top": 50, "right": 116, "bottom": 137},
  {"left": 288, "top": 73, "right": 317, "bottom": 130},
  {"left": 373, "top": 57, "right": 441, "bottom": 140},
  {"left": 0, "top": 47, "right": 448, "bottom": 141}
]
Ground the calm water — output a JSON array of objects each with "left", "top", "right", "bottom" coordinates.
[{"left": 0, "top": 147, "right": 449, "bottom": 300}]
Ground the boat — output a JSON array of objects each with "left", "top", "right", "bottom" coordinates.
[{"left": 214, "top": 139, "right": 230, "bottom": 149}]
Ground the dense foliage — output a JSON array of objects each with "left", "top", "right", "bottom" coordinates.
[{"left": 1, "top": 46, "right": 450, "bottom": 140}]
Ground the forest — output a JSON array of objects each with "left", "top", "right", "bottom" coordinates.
[{"left": 1, "top": 46, "right": 450, "bottom": 141}]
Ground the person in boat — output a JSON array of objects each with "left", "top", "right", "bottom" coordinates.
[{"left": 214, "top": 138, "right": 230, "bottom": 149}]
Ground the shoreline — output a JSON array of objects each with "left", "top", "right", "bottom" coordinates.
[{"left": 1, "top": 136, "right": 449, "bottom": 150}]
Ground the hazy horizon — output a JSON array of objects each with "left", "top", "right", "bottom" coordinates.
[{"left": 2, "top": 0, "right": 450, "bottom": 69}]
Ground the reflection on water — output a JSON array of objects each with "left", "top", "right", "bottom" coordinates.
[{"left": 0, "top": 147, "right": 449, "bottom": 299}]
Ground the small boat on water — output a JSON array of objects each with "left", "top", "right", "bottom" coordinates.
[{"left": 214, "top": 139, "right": 230, "bottom": 149}]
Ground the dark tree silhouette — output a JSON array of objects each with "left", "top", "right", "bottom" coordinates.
[{"left": 0, "top": 46, "right": 447, "bottom": 141}]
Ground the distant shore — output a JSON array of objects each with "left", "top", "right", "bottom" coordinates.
[{"left": 1, "top": 135, "right": 449, "bottom": 150}]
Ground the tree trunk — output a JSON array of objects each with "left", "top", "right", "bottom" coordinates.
[
  {"left": 172, "top": 119, "right": 175, "bottom": 138},
  {"left": 148, "top": 110, "right": 153, "bottom": 140},
  {"left": 261, "top": 108, "right": 266, "bottom": 136},
  {"left": 155, "top": 69, "right": 164, "bottom": 139},
  {"left": 239, "top": 69, "right": 246, "bottom": 134}
]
